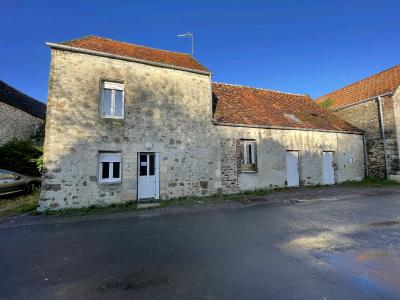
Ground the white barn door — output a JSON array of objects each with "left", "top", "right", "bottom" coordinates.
[
  {"left": 286, "top": 151, "right": 300, "bottom": 187},
  {"left": 138, "top": 153, "right": 160, "bottom": 201},
  {"left": 323, "top": 151, "right": 335, "bottom": 185}
]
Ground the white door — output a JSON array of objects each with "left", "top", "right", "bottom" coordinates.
[
  {"left": 323, "top": 151, "right": 335, "bottom": 185},
  {"left": 138, "top": 153, "right": 159, "bottom": 200},
  {"left": 286, "top": 151, "right": 300, "bottom": 187}
]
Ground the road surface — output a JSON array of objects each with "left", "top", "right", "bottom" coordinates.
[{"left": 1, "top": 192, "right": 400, "bottom": 299}]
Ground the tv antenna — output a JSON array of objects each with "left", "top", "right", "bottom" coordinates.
[{"left": 177, "top": 32, "right": 194, "bottom": 56}]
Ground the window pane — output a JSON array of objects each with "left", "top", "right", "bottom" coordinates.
[
  {"left": 140, "top": 155, "right": 147, "bottom": 176},
  {"left": 102, "top": 89, "right": 112, "bottom": 116},
  {"left": 114, "top": 90, "right": 123, "bottom": 117},
  {"left": 246, "top": 144, "right": 252, "bottom": 164},
  {"left": 149, "top": 154, "right": 155, "bottom": 176},
  {"left": 102, "top": 162, "right": 110, "bottom": 179},
  {"left": 113, "top": 162, "right": 120, "bottom": 179}
]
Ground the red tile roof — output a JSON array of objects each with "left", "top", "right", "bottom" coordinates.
[
  {"left": 212, "top": 83, "right": 361, "bottom": 132},
  {"left": 316, "top": 65, "right": 400, "bottom": 109},
  {"left": 54, "top": 36, "right": 210, "bottom": 73}
]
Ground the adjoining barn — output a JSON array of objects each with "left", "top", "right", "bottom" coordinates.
[
  {"left": 316, "top": 65, "right": 400, "bottom": 181},
  {"left": 39, "top": 36, "right": 365, "bottom": 210},
  {"left": 0, "top": 80, "right": 46, "bottom": 146}
]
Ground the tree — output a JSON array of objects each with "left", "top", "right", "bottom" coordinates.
[{"left": 0, "top": 140, "right": 43, "bottom": 176}]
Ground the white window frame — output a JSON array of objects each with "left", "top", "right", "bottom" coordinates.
[
  {"left": 241, "top": 140, "right": 257, "bottom": 172},
  {"left": 98, "top": 152, "right": 122, "bottom": 183},
  {"left": 101, "top": 81, "right": 125, "bottom": 119}
]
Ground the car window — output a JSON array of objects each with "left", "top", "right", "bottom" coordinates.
[{"left": 0, "top": 170, "right": 16, "bottom": 180}]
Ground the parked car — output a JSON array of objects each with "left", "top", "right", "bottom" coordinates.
[{"left": 0, "top": 169, "right": 41, "bottom": 196}]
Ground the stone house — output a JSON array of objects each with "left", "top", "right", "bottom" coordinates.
[
  {"left": 316, "top": 65, "right": 400, "bottom": 180},
  {"left": 0, "top": 80, "right": 46, "bottom": 146},
  {"left": 39, "top": 36, "right": 365, "bottom": 210}
]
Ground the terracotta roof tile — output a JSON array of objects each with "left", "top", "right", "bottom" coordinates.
[
  {"left": 212, "top": 83, "right": 361, "bottom": 132},
  {"left": 316, "top": 65, "right": 400, "bottom": 109},
  {"left": 56, "top": 36, "right": 210, "bottom": 73}
]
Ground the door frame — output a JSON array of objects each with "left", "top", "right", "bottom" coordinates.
[
  {"left": 137, "top": 152, "right": 160, "bottom": 201},
  {"left": 322, "top": 151, "right": 335, "bottom": 185},
  {"left": 286, "top": 150, "right": 300, "bottom": 187}
]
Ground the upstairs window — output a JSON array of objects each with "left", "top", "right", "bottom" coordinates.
[
  {"left": 101, "top": 81, "right": 124, "bottom": 118},
  {"left": 240, "top": 140, "right": 257, "bottom": 172},
  {"left": 99, "top": 152, "right": 122, "bottom": 183}
]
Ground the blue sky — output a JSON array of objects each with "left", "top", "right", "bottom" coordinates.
[{"left": 1, "top": 0, "right": 399, "bottom": 103}]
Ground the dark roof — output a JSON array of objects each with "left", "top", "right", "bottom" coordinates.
[
  {"left": 54, "top": 36, "right": 210, "bottom": 73},
  {"left": 212, "top": 82, "right": 361, "bottom": 133},
  {"left": 0, "top": 81, "right": 46, "bottom": 119},
  {"left": 316, "top": 64, "right": 400, "bottom": 109}
]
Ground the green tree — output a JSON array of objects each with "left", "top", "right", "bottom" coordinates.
[{"left": 0, "top": 140, "right": 43, "bottom": 176}]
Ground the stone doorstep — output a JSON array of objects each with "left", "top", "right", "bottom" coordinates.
[{"left": 137, "top": 202, "right": 161, "bottom": 209}]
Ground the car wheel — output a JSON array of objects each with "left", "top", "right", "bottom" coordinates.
[{"left": 25, "top": 183, "right": 35, "bottom": 194}]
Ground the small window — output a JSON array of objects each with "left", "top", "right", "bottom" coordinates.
[
  {"left": 101, "top": 81, "right": 124, "bottom": 118},
  {"left": 240, "top": 140, "right": 257, "bottom": 172},
  {"left": 99, "top": 152, "right": 122, "bottom": 183}
]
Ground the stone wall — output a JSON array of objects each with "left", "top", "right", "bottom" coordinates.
[
  {"left": 216, "top": 126, "right": 365, "bottom": 191},
  {"left": 333, "top": 95, "right": 400, "bottom": 179},
  {"left": 40, "top": 49, "right": 220, "bottom": 210},
  {"left": 40, "top": 48, "right": 366, "bottom": 210},
  {"left": 0, "top": 101, "right": 44, "bottom": 146},
  {"left": 219, "top": 138, "right": 240, "bottom": 194},
  {"left": 392, "top": 87, "right": 400, "bottom": 181}
]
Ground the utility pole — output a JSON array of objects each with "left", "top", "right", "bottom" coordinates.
[{"left": 177, "top": 32, "right": 194, "bottom": 56}]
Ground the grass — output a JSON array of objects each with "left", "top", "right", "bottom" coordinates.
[
  {"left": 0, "top": 190, "right": 40, "bottom": 217},
  {"left": 40, "top": 201, "right": 139, "bottom": 217},
  {"left": 0, "top": 177, "right": 397, "bottom": 218},
  {"left": 343, "top": 176, "right": 399, "bottom": 187}
]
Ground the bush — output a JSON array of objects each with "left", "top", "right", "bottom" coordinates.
[{"left": 0, "top": 140, "right": 43, "bottom": 176}]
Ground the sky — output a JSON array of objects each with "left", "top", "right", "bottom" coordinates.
[{"left": 1, "top": 0, "right": 399, "bottom": 103}]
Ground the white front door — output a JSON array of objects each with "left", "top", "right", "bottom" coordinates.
[
  {"left": 138, "top": 153, "right": 159, "bottom": 201},
  {"left": 322, "top": 151, "right": 335, "bottom": 185},
  {"left": 286, "top": 151, "right": 300, "bottom": 187}
]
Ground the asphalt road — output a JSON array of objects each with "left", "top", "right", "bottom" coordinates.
[{"left": 1, "top": 193, "right": 400, "bottom": 299}]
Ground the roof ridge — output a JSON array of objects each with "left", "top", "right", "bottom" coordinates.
[
  {"left": 316, "top": 64, "right": 400, "bottom": 100},
  {"left": 62, "top": 35, "right": 193, "bottom": 57},
  {"left": 212, "top": 82, "right": 309, "bottom": 97},
  {"left": 0, "top": 80, "right": 44, "bottom": 105}
]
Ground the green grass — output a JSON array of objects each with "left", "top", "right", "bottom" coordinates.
[
  {"left": 0, "top": 190, "right": 40, "bottom": 217},
  {"left": 40, "top": 201, "right": 139, "bottom": 217},
  {"left": 343, "top": 176, "right": 399, "bottom": 187}
]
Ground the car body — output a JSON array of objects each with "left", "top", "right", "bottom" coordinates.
[{"left": 0, "top": 169, "right": 41, "bottom": 196}]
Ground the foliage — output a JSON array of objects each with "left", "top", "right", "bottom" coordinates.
[
  {"left": 34, "top": 146, "right": 44, "bottom": 172},
  {"left": 343, "top": 176, "right": 399, "bottom": 187},
  {"left": 40, "top": 201, "right": 139, "bottom": 216},
  {"left": 30, "top": 122, "right": 45, "bottom": 145},
  {"left": 319, "top": 98, "right": 335, "bottom": 110},
  {"left": 0, "top": 140, "right": 43, "bottom": 176}
]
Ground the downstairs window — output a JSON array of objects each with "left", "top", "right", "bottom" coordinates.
[{"left": 99, "top": 152, "right": 121, "bottom": 183}]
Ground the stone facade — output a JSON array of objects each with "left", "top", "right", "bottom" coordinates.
[
  {"left": 39, "top": 48, "right": 365, "bottom": 210},
  {"left": 333, "top": 92, "right": 400, "bottom": 180},
  {"left": 0, "top": 101, "right": 44, "bottom": 146},
  {"left": 40, "top": 49, "right": 220, "bottom": 210},
  {"left": 217, "top": 126, "right": 365, "bottom": 191}
]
